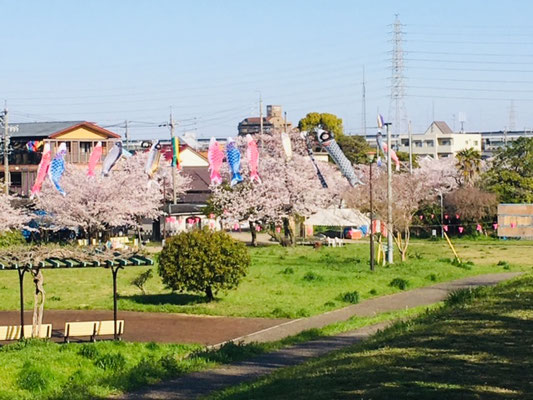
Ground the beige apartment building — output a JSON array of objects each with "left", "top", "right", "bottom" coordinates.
[{"left": 398, "top": 121, "right": 482, "bottom": 158}]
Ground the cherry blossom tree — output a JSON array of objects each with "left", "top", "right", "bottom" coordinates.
[
  {"left": 346, "top": 157, "right": 459, "bottom": 261},
  {"left": 36, "top": 152, "right": 190, "bottom": 239},
  {"left": 210, "top": 132, "right": 348, "bottom": 246},
  {"left": 0, "top": 192, "right": 30, "bottom": 233}
]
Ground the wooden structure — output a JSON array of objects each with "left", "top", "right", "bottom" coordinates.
[
  {"left": 497, "top": 203, "right": 533, "bottom": 239},
  {"left": 0, "top": 254, "right": 153, "bottom": 340}
]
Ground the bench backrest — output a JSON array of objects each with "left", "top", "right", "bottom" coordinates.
[
  {"left": 64, "top": 320, "right": 124, "bottom": 338},
  {"left": 97, "top": 320, "right": 124, "bottom": 336},
  {"left": 65, "top": 321, "right": 97, "bottom": 338},
  {"left": 0, "top": 324, "right": 52, "bottom": 341}
]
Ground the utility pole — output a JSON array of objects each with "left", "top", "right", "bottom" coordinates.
[
  {"left": 385, "top": 122, "right": 394, "bottom": 264},
  {"left": 284, "top": 111, "right": 287, "bottom": 132},
  {"left": 3, "top": 106, "right": 9, "bottom": 195},
  {"left": 408, "top": 120, "right": 413, "bottom": 174},
  {"left": 124, "top": 120, "right": 129, "bottom": 151},
  {"left": 361, "top": 66, "right": 367, "bottom": 136},
  {"left": 169, "top": 110, "right": 177, "bottom": 204},
  {"left": 259, "top": 93, "right": 263, "bottom": 135}
]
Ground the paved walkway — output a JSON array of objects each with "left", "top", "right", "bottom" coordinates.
[
  {"left": 118, "top": 272, "right": 520, "bottom": 399},
  {"left": 0, "top": 310, "right": 289, "bottom": 345}
]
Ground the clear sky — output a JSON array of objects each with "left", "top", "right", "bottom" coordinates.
[{"left": 1, "top": 0, "right": 533, "bottom": 140}]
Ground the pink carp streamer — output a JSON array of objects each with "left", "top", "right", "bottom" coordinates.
[
  {"left": 246, "top": 134, "right": 261, "bottom": 183},
  {"left": 381, "top": 142, "right": 400, "bottom": 171},
  {"left": 87, "top": 141, "right": 103, "bottom": 177},
  {"left": 30, "top": 143, "right": 52, "bottom": 197},
  {"left": 208, "top": 137, "right": 224, "bottom": 185}
]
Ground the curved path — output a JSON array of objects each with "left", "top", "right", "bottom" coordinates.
[{"left": 117, "top": 272, "right": 521, "bottom": 400}]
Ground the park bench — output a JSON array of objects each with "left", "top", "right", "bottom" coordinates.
[
  {"left": 64, "top": 320, "right": 124, "bottom": 343},
  {"left": 0, "top": 324, "right": 52, "bottom": 341}
]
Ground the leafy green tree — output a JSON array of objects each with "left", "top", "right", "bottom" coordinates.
[
  {"left": 482, "top": 137, "right": 533, "bottom": 203},
  {"left": 336, "top": 134, "right": 371, "bottom": 164},
  {"left": 298, "top": 112, "right": 370, "bottom": 163},
  {"left": 298, "top": 112, "right": 343, "bottom": 137},
  {"left": 456, "top": 148, "right": 482, "bottom": 185},
  {"left": 396, "top": 151, "right": 419, "bottom": 169},
  {"left": 158, "top": 229, "right": 250, "bottom": 301}
]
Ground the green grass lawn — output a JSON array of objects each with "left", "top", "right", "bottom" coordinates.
[
  {"left": 0, "top": 305, "right": 436, "bottom": 400},
  {"left": 0, "top": 238, "right": 531, "bottom": 318},
  {"left": 208, "top": 273, "right": 533, "bottom": 400}
]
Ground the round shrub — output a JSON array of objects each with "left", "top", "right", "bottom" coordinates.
[
  {"left": 389, "top": 277, "right": 409, "bottom": 290},
  {"left": 159, "top": 229, "right": 250, "bottom": 301},
  {"left": 341, "top": 290, "right": 360, "bottom": 304}
]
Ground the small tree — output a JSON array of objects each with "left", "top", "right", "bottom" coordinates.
[
  {"left": 158, "top": 229, "right": 250, "bottom": 301},
  {"left": 131, "top": 269, "right": 153, "bottom": 294}
]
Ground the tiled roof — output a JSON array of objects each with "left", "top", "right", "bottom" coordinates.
[
  {"left": 8, "top": 121, "right": 85, "bottom": 138},
  {"left": 433, "top": 121, "right": 453, "bottom": 134},
  {"left": 7, "top": 121, "right": 121, "bottom": 139}
]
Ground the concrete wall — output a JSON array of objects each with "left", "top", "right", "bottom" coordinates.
[{"left": 498, "top": 203, "right": 533, "bottom": 239}]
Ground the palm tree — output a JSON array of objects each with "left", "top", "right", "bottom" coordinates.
[{"left": 455, "top": 148, "right": 482, "bottom": 185}]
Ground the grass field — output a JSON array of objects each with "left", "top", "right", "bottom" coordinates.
[
  {"left": 0, "top": 238, "right": 531, "bottom": 318},
  {"left": 209, "top": 273, "right": 533, "bottom": 400},
  {"left": 0, "top": 305, "right": 435, "bottom": 399}
]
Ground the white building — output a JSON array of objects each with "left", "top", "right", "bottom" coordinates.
[{"left": 397, "top": 121, "right": 482, "bottom": 158}]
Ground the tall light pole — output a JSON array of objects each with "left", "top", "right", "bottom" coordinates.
[
  {"left": 439, "top": 191, "right": 444, "bottom": 239},
  {"left": 169, "top": 110, "right": 177, "bottom": 204},
  {"left": 2, "top": 107, "right": 9, "bottom": 194},
  {"left": 385, "top": 122, "right": 394, "bottom": 264},
  {"left": 367, "top": 152, "right": 376, "bottom": 271}
]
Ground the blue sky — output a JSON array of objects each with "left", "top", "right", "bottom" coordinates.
[{"left": 1, "top": 0, "right": 533, "bottom": 139}]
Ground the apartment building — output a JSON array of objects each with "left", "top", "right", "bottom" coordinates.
[{"left": 397, "top": 121, "right": 482, "bottom": 158}]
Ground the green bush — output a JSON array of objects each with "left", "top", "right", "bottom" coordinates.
[
  {"left": 0, "top": 230, "right": 26, "bottom": 247},
  {"left": 158, "top": 229, "right": 250, "bottom": 301},
  {"left": 94, "top": 353, "right": 126, "bottom": 371},
  {"left": 341, "top": 291, "right": 360, "bottom": 304},
  {"left": 389, "top": 278, "right": 409, "bottom": 290},
  {"left": 302, "top": 271, "right": 323, "bottom": 281},
  {"left": 445, "top": 287, "right": 486, "bottom": 307}
]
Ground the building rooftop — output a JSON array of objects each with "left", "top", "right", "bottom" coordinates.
[{"left": 7, "top": 121, "right": 121, "bottom": 139}]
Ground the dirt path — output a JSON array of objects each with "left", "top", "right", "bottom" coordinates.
[{"left": 0, "top": 310, "right": 289, "bottom": 345}]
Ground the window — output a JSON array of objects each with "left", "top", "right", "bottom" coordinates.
[
  {"left": 80, "top": 142, "right": 92, "bottom": 153},
  {"left": 474, "top": 141, "right": 479, "bottom": 146},
  {"left": 11, "top": 172, "right": 22, "bottom": 186},
  {"left": 401, "top": 139, "right": 409, "bottom": 146},
  {"left": 426, "top": 140, "right": 434, "bottom": 147},
  {"left": 414, "top": 141, "right": 422, "bottom": 147}
]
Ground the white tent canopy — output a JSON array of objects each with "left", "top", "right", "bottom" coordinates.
[{"left": 306, "top": 208, "right": 370, "bottom": 227}]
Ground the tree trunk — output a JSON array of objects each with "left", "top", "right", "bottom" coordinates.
[
  {"left": 249, "top": 221, "right": 257, "bottom": 247},
  {"left": 205, "top": 286, "right": 214, "bottom": 302},
  {"left": 283, "top": 217, "right": 296, "bottom": 246},
  {"left": 31, "top": 269, "right": 45, "bottom": 338},
  {"left": 393, "top": 229, "right": 410, "bottom": 262}
]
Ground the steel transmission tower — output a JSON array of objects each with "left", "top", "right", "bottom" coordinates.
[
  {"left": 389, "top": 14, "right": 407, "bottom": 137},
  {"left": 508, "top": 100, "right": 516, "bottom": 131}
]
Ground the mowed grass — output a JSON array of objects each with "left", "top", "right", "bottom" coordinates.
[
  {"left": 0, "top": 303, "right": 439, "bottom": 400},
  {"left": 0, "top": 340, "right": 202, "bottom": 400},
  {"left": 209, "top": 273, "right": 533, "bottom": 400},
  {"left": 0, "top": 239, "right": 531, "bottom": 318}
]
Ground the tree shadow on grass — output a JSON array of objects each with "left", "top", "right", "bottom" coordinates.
[{"left": 120, "top": 292, "right": 210, "bottom": 306}]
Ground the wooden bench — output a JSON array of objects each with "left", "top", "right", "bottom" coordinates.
[
  {"left": 0, "top": 324, "right": 52, "bottom": 341},
  {"left": 64, "top": 320, "right": 124, "bottom": 343}
]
